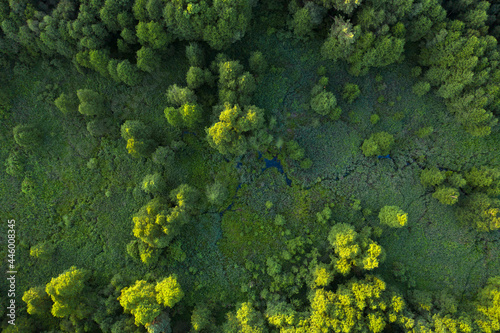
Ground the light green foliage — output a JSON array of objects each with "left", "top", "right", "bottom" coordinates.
[
  {"left": 30, "top": 241, "right": 55, "bottom": 260},
  {"left": 447, "top": 173, "right": 467, "bottom": 188},
  {"left": 132, "top": 197, "right": 187, "bottom": 248},
  {"left": 313, "top": 263, "right": 333, "bottom": 287},
  {"left": 118, "top": 280, "right": 161, "bottom": 326},
  {"left": 321, "top": 16, "right": 359, "bottom": 62},
  {"left": 164, "top": 103, "right": 203, "bottom": 128},
  {"left": 54, "top": 92, "right": 78, "bottom": 114},
  {"left": 170, "top": 183, "right": 201, "bottom": 214},
  {"left": 274, "top": 214, "right": 286, "bottom": 226},
  {"left": 191, "top": 304, "right": 212, "bottom": 331},
  {"left": 300, "top": 158, "right": 313, "bottom": 169},
  {"left": 416, "top": 126, "right": 434, "bottom": 138},
  {"left": 22, "top": 286, "right": 52, "bottom": 316},
  {"left": 206, "top": 103, "right": 269, "bottom": 155},
  {"left": 45, "top": 266, "right": 90, "bottom": 319},
  {"left": 361, "top": 132, "right": 394, "bottom": 157},
  {"left": 348, "top": 32, "right": 405, "bottom": 76},
  {"left": 291, "top": 8, "right": 313, "bottom": 39},
  {"left": 164, "top": 0, "right": 252, "bottom": 50},
  {"left": 5, "top": 151, "right": 25, "bottom": 176},
  {"left": 411, "top": 66, "right": 422, "bottom": 77},
  {"left": 89, "top": 49, "right": 110, "bottom": 76},
  {"left": 420, "top": 167, "right": 446, "bottom": 188},
  {"left": 206, "top": 181, "right": 229, "bottom": 207},
  {"left": 249, "top": 51, "right": 268, "bottom": 75},
  {"left": 265, "top": 300, "right": 298, "bottom": 329},
  {"left": 328, "top": 223, "right": 384, "bottom": 274},
  {"left": 432, "top": 187, "right": 459, "bottom": 205},
  {"left": 459, "top": 193, "right": 500, "bottom": 232},
  {"left": 155, "top": 275, "right": 184, "bottom": 308},
  {"left": 13, "top": 124, "right": 41, "bottom": 148},
  {"left": 413, "top": 81, "right": 431, "bottom": 96},
  {"left": 342, "top": 83, "right": 361, "bottom": 103},
  {"left": 141, "top": 173, "right": 166, "bottom": 195},
  {"left": 266, "top": 256, "right": 281, "bottom": 276},
  {"left": 475, "top": 276, "right": 500, "bottom": 332},
  {"left": 285, "top": 140, "right": 305, "bottom": 161},
  {"left": 370, "top": 114, "right": 380, "bottom": 125},
  {"left": 218, "top": 60, "right": 256, "bottom": 105},
  {"left": 136, "top": 21, "right": 171, "bottom": 49},
  {"left": 177, "top": 103, "right": 203, "bottom": 128},
  {"left": 317, "top": 0, "right": 362, "bottom": 14},
  {"left": 223, "top": 302, "right": 268, "bottom": 333},
  {"left": 166, "top": 84, "right": 197, "bottom": 107},
  {"left": 419, "top": 21, "right": 499, "bottom": 135},
  {"left": 316, "top": 205, "right": 331, "bottom": 224},
  {"left": 186, "top": 66, "right": 207, "bottom": 89},
  {"left": 77, "top": 89, "right": 106, "bottom": 116},
  {"left": 117, "top": 60, "right": 141, "bottom": 86},
  {"left": 121, "top": 120, "right": 156, "bottom": 158},
  {"left": 311, "top": 91, "right": 337, "bottom": 116},
  {"left": 308, "top": 275, "right": 401, "bottom": 333},
  {"left": 464, "top": 166, "right": 500, "bottom": 196},
  {"left": 379, "top": 205, "right": 408, "bottom": 228}
]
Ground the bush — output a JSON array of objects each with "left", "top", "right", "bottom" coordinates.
[
  {"left": 206, "top": 181, "right": 229, "bottom": 207},
  {"left": 137, "top": 46, "right": 157, "bottom": 73},
  {"left": 117, "top": 60, "right": 141, "bottom": 86},
  {"left": 86, "top": 118, "right": 112, "bottom": 137},
  {"left": 370, "top": 114, "right": 380, "bottom": 125},
  {"left": 342, "top": 83, "right": 361, "bottom": 103},
  {"left": 379, "top": 206, "right": 408, "bottom": 228},
  {"left": 291, "top": 8, "right": 313, "bottom": 39},
  {"left": 300, "top": 158, "right": 313, "bottom": 169},
  {"left": 186, "top": 66, "right": 206, "bottom": 89},
  {"left": 54, "top": 93, "right": 78, "bottom": 114},
  {"left": 432, "top": 187, "right": 459, "bottom": 205},
  {"left": 420, "top": 167, "right": 446, "bottom": 188},
  {"left": 13, "top": 124, "right": 41, "bottom": 148},
  {"left": 412, "top": 81, "right": 431, "bottom": 96},
  {"left": 186, "top": 42, "right": 204, "bottom": 67},
  {"left": 77, "top": 89, "right": 106, "bottom": 116},
  {"left": 416, "top": 126, "right": 434, "bottom": 138},
  {"left": 141, "top": 173, "right": 166, "bottom": 194},
  {"left": 311, "top": 91, "right": 337, "bottom": 116},
  {"left": 166, "top": 84, "right": 197, "bottom": 106},
  {"left": 152, "top": 146, "right": 174, "bottom": 166},
  {"left": 361, "top": 132, "right": 394, "bottom": 157},
  {"left": 249, "top": 51, "right": 268, "bottom": 75}
]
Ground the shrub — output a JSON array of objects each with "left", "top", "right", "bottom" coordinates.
[
  {"left": 379, "top": 206, "right": 408, "bottom": 228},
  {"left": 13, "top": 124, "right": 41, "bottom": 148},
  {"left": 432, "top": 187, "right": 459, "bottom": 205},
  {"left": 361, "top": 132, "right": 394, "bottom": 157},
  {"left": 342, "top": 83, "right": 361, "bottom": 103},
  {"left": 54, "top": 93, "right": 78, "bottom": 114},
  {"left": 420, "top": 167, "right": 446, "bottom": 188},
  {"left": 311, "top": 91, "right": 337, "bottom": 116},
  {"left": 249, "top": 51, "right": 267, "bottom": 75},
  {"left": 412, "top": 81, "right": 431, "bottom": 96}
]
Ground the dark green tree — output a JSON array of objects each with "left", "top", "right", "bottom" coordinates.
[{"left": 249, "top": 51, "right": 267, "bottom": 75}]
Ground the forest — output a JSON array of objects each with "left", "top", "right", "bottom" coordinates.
[{"left": 1, "top": 0, "right": 500, "bottom": 332}]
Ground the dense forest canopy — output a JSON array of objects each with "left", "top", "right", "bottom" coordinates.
[{"left": 1, "top": 0, "right": 500, "bottom": 332}]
